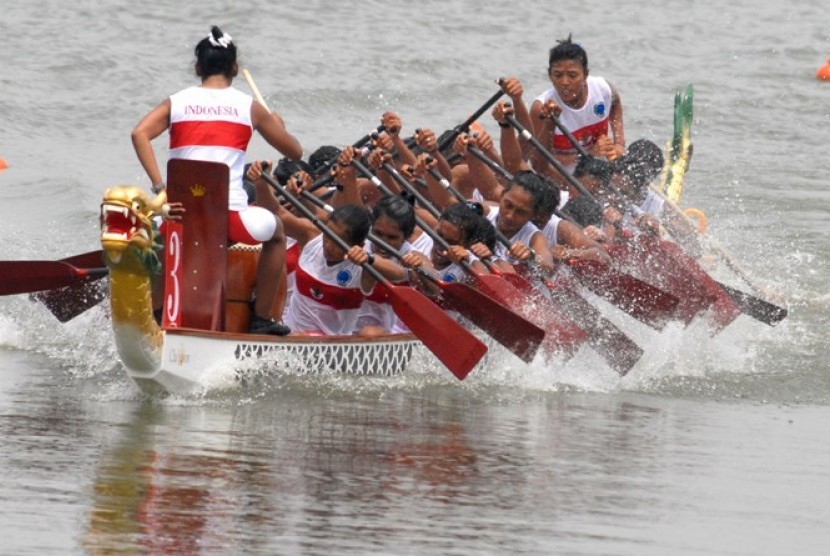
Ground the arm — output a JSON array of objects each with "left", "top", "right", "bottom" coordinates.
[
  {"left": 554, "top": 220, "right": 611, "bottom": 263},
  {"left": 463, "top": 134, "right": 503, "bottom": 202},
  {"left": 330, "top": 147, "right": 363, "bottom": 208},
  {"left": 381, "top": 112, "right": 418, "bottom": 167},
  {"left": 492, "top": 101, "right": 530, "bottom": 176},
  {"left": 131, "top": 99, "right": 171, "bottom": 188},
  {"left": 607, "top": 82, "right": 625, "bottom": 158},
  {"left": 251, "top": 101, "right": 303, "bottom": 160},
  {"left": 348, "top": 246, "right": 406, "bottom": 292},
  {"left": 415, "top": 128, "right": 453, "bottom": 179}
]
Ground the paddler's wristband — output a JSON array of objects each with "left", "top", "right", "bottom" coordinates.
[
  {"left": 151, "top": 181, "right": 167, "bottom": 194},
  {"left": 497, "top": 121, "right": 510, "bottom": 128}
]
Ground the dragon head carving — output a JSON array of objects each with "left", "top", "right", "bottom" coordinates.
[{"left": 100, "top": 186, "right": 166, "bottom": 266}]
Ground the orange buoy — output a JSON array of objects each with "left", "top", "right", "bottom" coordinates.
[
  {"left": 817, "top": 58, "right": 830, "bottom": 80},
  {"left": 0, "top": 157, "right": 8, "bottom": 171},
  {"left": 683, "top": 207, "right": 708, "bottom": 233}
]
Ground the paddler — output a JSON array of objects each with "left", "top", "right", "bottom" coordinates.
[
  {"left": 131, "top": 26, "right": 302, "bottom": 335},
  {"left": 247, "top": 149, "right": 410, "bottom": 336},
  {"left": 529, "top": 36, "right": 626, "bottom": 186}
]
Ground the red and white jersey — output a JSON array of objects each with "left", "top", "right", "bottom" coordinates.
[
  {"left": 486, "top": 206, "right": 543, "bottom": 264},
  {"left": 284, "top": 235, "right": 368, "bottom": 335},
  {"left": 280, "top": 237, "right": 300, "bottom": 321},
  {"left": 169, "top": 86, "right": 254, "bottom": 211},
  {"left": 354, "top": 240, "right": 412, "bottom": 333},
  {"left": 535, "top": 76, "right": 613, "bottom": 155},
  {"left": 540, "top": 213, "right": 563, "bottom": 247}
]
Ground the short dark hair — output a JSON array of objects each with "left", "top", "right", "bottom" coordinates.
[
  {"left": 329, "top": 204, "right": 371, "bottom": 246},
  {"left": 440, "top": 203, "right": 480, "bottom": 246},
  {"left": 548, "top": 34, "right": 588, "bottom": 73},
  {"left": 561, "top": 195, "right": 602, "bottom": 227},
  {"left": 372, "top": 195, "right": 416, "bottom": 238},
  {"left": 308, "top": 146, "right": 342, "bottom": 177},
  {"left": 273, "top": 157, "right": 311, "bottom": 185},
  {"left": 471, "top": 215, "right": 497, "bottom": 251},
  {"left": 505, "top": 170, "right": 548, "bottom": 217},
  {"left": 574, "top": 155, "right": 612, "bottom": 187},
  {"left": 194, "top": 26, "right": 237, "bottom": 79},
  {"left": 611, "top": 140, "right": 664, "bottom": 193}
]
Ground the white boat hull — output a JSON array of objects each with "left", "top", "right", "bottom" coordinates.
[{"left": 126, "top": 327, "right": 423, "bottom": 394}]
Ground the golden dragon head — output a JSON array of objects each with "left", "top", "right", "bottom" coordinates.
[{"left": 100, "top": 186, "right": 167, "bottom": 264}]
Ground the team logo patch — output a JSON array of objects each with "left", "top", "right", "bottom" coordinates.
[
  {"left": 310, "top": 287, "right": 324, "bottom": 300},
  {"left": 336, "top": 269, "right": 352, "bottom": 286},
  {"left": 442, "top": 272, "right": 457, "bottom": 283},
  {"left": 593, "top": 102, "right": 606, "bottom": 117}
]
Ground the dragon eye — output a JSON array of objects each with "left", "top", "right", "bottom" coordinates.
[{"left": 131, "top": 201, "right": 141, "bottom": 212}]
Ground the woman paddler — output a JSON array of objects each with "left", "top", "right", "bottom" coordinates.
[
  {"left": 131, "top": 26, "right": 302, "bottom": 335},
  {"left": 248, "top": 150, "right": 410, "bottom": 336},
  {"left": 528, "top": 36, "right": 626, "bottom": 187}
]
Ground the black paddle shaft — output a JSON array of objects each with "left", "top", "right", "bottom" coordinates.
[
  {"left": 307, "top": 125, "right": 386, "bottom": 193},
  {"left": 262, "top": 173, "right": 388, "bottom": 286},
  {"left": 436, "top": 90, "right": 506, "bottom": 152}
]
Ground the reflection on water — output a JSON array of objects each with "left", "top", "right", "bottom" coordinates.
[{"left": 76, "top": 392, "right": 691, "bottom": 554}]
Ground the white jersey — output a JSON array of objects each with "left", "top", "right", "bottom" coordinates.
[
  {"left": 638, "top": 188, "right": 665, "bottom": 217},
  {"left": 354, "top": 241, "right": 412, "bottom": 333},
  {"left": 169, "top": 85, "right": 254, "bottom": 211},
  {"left": 280, "top": 237, "right": 300, "bottom": 321},
  {"left": 284, "top": 235, "right": 369, "bottom": 335},
  {"left": 486, "top": 206, "right": 542, "bottom": 264},
  {"left": 540, "top": 213, "right": 563, "bottom": 247},
  {"left": 535, "top": 76, "right": 614, "bottom": 156},
  {"left": 408, "top": 231, "right": 434, "bottom": 256}
]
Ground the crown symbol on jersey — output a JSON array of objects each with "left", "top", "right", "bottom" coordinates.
[{"left": 190, "top": 184, "right": 206, "bottom": 197}]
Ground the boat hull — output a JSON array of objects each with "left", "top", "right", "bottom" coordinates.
[{"left": 128, "top": 327, "right": 422, "bottom": 394}]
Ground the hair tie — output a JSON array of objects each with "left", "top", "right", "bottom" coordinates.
[{"left": 208, "top": 31, "right": 233, "bottom": 48}]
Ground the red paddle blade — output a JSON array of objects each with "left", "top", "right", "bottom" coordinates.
[
  {"left": 658, "top": 242, "right": 741, "bottom": 332},
  {"left": 473, "top": 273, "right": 587, "bottom": 357},
  {"left": 438, "top": 280, "right": 545, "bottom": 363},
  {"left": 545, "top": 280, "right": 643, "bottom": 375},
  {"left": 567, "top": 259, "right": 680, "bottom": 330},
  {"left": 385, "top": 283, "right": 487, "bottom": 380},
  {"left": 0, "top": 261, "right": 106, "bottom": 296}
]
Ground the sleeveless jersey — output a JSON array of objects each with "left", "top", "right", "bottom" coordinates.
[
  {"left": 284, "top": 235, "right": 368, "bottom": 335},
  {"left": 486, "top": 206, "right": 542, "bottom": 264},
  {"left": 638, "top": 189, "right": 665, "bottom": 217},
  {"left": 169, "top": 86, "right": 254, "bottom": 211},
  {"left": 354, "top": 241, "right": 413, "bottom": 332},
  {"left": 280, "top": 238, "right": 300, "bottom": 321},
  {"left": 540, "top": 213, "right": 563, "bottom": 247},
  {"left": 535, "top": 76, "right": 613, "bottom": 156},
  {"left": 409, "top": 231, "right": 434, "bottom": 256}
]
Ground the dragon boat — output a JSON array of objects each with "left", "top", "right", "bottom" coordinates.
[{"left": 100, "top": 159, "right": 428, "bottom": 394}]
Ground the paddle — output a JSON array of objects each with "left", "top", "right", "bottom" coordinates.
[
  {"left": 0, "top": 260, "right": 108, "bottom": 296},
  {"left": 353, "top": 155, "right": 588, "bottom": 357},
  {"left": 284, "top": 184, "right": 546, "bottom": 363},
  {"left": 541, "top": 111, "right": 786, "bottom": 326},
  {"left": 425, "top": 130, "right": 642, "bottom": 371},
  {"left": 260, "top": 171, "right": 487, "bottom": 380},
  {"left": 30, "top": 250, "right": 109, "bottom": 322},
  {"left": 484, "top": 205, "right": 644, "bottom": 376},
  {"left": 436, "top": 88, "right": 506, "bottom": 152},
  {"left": 240, "top": 67, "right": 384, "bottom": 195},
  {"left": 463, "top": 145, "right": 680, "bottom": 329}
]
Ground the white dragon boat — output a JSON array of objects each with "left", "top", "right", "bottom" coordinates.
[{"left": 100, "top": 159, "right": 436, "bottom": 394}]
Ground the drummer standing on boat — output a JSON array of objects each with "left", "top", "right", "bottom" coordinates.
[{"left": 131, "top": 26, "right": 303, "bottom": 335}]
